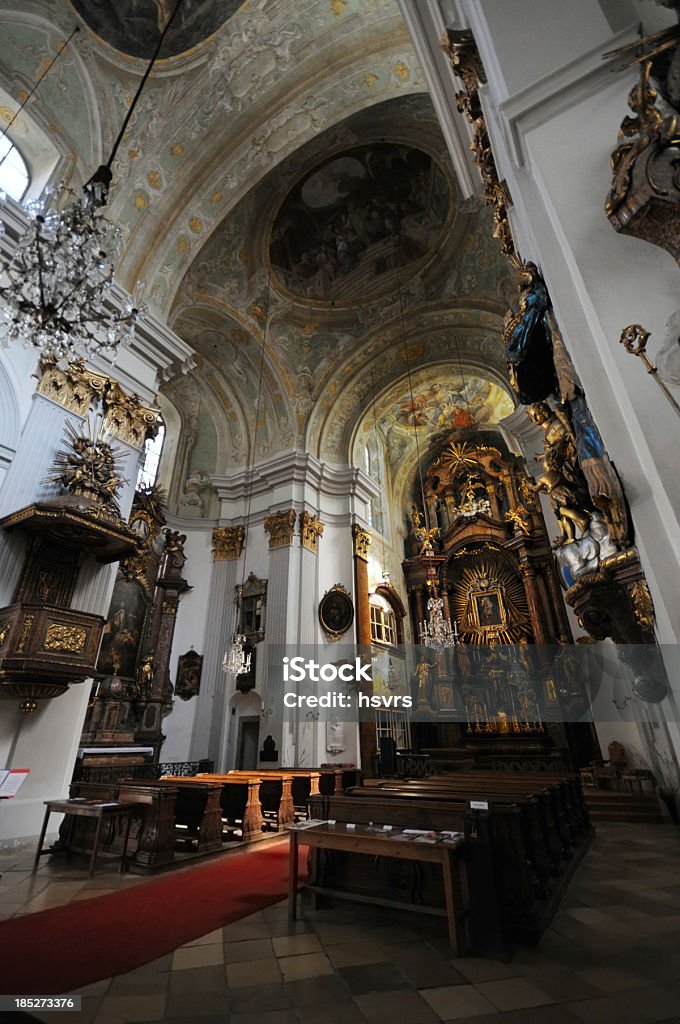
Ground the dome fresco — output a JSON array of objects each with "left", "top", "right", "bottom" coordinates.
[
  {"left": 269, "top": 142, "right": 451, "bottom": 303},
  {"left": 70, "top": 0, "right": 241, "bottom": 59}
]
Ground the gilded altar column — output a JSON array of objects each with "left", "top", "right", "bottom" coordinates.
[
  {"left": 189, "top": 526, "right": 244, "bottom": 765},
  {"left": 519, "top": 561, "right": 549, "bottom": 644},
  {"left": 352, "top": 524, "right": 376, "bottom": 776}
]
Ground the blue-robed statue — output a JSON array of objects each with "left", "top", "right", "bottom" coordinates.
[{"left": 503, "top": 263, "right": 558, "bottom": 404}]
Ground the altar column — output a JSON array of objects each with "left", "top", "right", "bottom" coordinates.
[
  {"left": 352, "top": 524, "right": 376, "bottom": 776},
  {"left": 189, "top": 527, "right": 243, "bottom": 766}
]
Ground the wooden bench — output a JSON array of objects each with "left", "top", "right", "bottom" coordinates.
[
  {"left": 224, "top": 769, "right": 320, "bottom": 816},
  {"left": 310, "top": 774, "right": 593, "bottom": 947},
  {"left": 163, "top": 775, "right": 264, "bottom": 842}
]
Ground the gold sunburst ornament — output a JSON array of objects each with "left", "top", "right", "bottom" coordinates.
[{"left": 441, "top": 442, "right": 478, "bottom": 479}]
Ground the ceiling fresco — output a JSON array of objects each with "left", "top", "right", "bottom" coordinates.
[
  {"left": 353, "top": 363, "right": 514, "bottom": 477},
  {"left": 269, "top": 143, "right": 451, "bottom": 302},
  {"left": 70, "top": 0, "right": 240, "bottom": 59}
]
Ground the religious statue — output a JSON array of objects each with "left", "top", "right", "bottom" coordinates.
[
  {"left": 410, "top": 504, "right": 440, "bottom": 556},
  {"left": 528, "top": 467, "right": 591, "bottom": 546},
  {"left": 504, "top": 506, "right": 531, "bottom": 535},
  {"left": 136, "top": 654, "right": 155, "bottom": 702},
  {"left": 412, "top": 659, "right": 434, "bottom": 710},
  {"left": 503, "top": 263, "right": 558, "bottom": 404},
  {"left": 527, "top": 401, "right": 593, "bottom": 545}
]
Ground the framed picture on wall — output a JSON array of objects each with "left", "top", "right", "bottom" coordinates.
[
  {"left": 471, "top": 588, "right": 505, "bottom": 631},
  {"left": 319, "top": 584, "right": 354, "bottom": 641}
]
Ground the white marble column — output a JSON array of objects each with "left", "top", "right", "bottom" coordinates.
[{"left": 189, "top": 528, "right": 242, "bottom": 766}]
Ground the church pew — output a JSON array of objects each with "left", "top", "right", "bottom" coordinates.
[
  {"left": 224, "top": 769, "right": 320, "bottom": 815},
  {"left": 384, "top": 772, "right": 585, "bottom": 853},
  {"left": 456, "top": 770, "right": 590, "bottom": 841},
  {"left": 163, "top": 775, "right": 264, "bottom": 842},
  {"left": 66, "top": 780, "right": 178, "bottom": 869},
  {"left": 347, "top": 783, "right": 555, "bottom": 893},
  {"left": 375, "top": 777, "right": 570, "bottom": 868},
  {"left": 197, "top": 772, "right": 294, "bottom": 829},
  {"left": 308, "top": 792, "right": 534, "bottom": 947},
  {"left": 122, "top": 778, "right": 223, "bottom": 854}
]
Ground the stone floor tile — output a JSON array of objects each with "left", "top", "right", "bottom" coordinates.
[
  {"left": 297, "top": 1004, "right": 368, "bottom": 1024},
  {"left": 227, "top": 983, "right": 291, "bottom": 1013},
  {"left": 106, "top": 973, "right": 169, "bottom": 997},
  {"left": 226, "top": 1011, "right": 299, "bottom": 1024},
  {"left": 474, "top": 976, "right": 553, "bottom": 1011},
  {"left": 327, "top": 941, "right": 393, "bottom": 968},
  {"left": 171, "top": 942, "right": 223, "bottom": 971},
  {"left": 355, "top": 988, "right": 440, "bottom": 1023},
  {"left": 611, "top": 985, "right": 680, "bottom": 1022},
  {"left": 278, "top": 952, "right": 335, "bottom": 981},
  {"left": 395, "top": 954, "right": 467, "bottom": 989},
  {"left": 282, "top": 977, "right": 349, "bottom": 1009},
  {"left": 451, "top": 957, "right": 517, "bottom": 983},
  {"left": 163, "top": 990, "right": 230, "bottom": 1017},
  {"left": 272, "top": 932, "right": 323, "bottom": 957},
  {"left": 421, "top": 983, "right": 498, "bottom": 1020},
  {"left": 226, "top": 957, "right": 282, "bottom": 988},
  {"left": 577, "top": 967, "right": 646, "bottom": 992},
  {"left": 338, "top": 962, "right": 412, "bottom": 996},
  {"left": 168, "top": 965, "right": 229, "bottom": 994},
  {"left": 565, "top": 996, "right": 649, "bottom": 1024},
  {"left": 222, "top": 937, "right": 273, "bottom": 963},
  {"left": 91, "top": 993, "right": 166, "bottom": 1022}
]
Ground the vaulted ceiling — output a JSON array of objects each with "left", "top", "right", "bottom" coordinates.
[{"left": 0, "top": 0, "right": 519, "bottom": 508}]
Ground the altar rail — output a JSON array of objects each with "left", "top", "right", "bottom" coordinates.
[{"left": 72, "top": 760, "right": 214, "bottom": 784}]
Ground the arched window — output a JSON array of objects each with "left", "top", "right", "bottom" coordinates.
[
  {"left": 0, "top": 136, "right": 29, "bottom": 201},
  {"left": 369, "top": 592, "right": 398, "bottom": 646},
  {"left": 137, "top": 422, "right": 165, "bottom": 489}
]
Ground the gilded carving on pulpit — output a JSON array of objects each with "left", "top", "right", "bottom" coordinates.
[{"left": 604, "top": 4, "right": 680, "bottom": 264}]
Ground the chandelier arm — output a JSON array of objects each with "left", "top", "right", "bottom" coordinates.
[{"left": 35, "top": 224, "right": 48, "bottom": 314}]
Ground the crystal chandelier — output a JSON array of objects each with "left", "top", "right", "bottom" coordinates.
[
  {"left": 0, "top": 182, "right": 145, "bottom": 364},
  {"left": 419, "top": 588, "right": 460, "bottom": 650},
  {"left": 418, "top": 557, "right": 460, "bottom": 650},
  {"left": 222, "top": 633, "right": 251, "bottom": 677},
  {"left": 0, "top": 1, "right": 185, "bottom": 365}
]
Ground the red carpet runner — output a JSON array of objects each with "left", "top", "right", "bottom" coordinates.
[{"left": 0, "top": 840, "right": 306, "bottom": 994}]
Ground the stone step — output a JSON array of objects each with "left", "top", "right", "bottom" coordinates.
[{"left": 583, "top": 789, "right": 664, "bottom": 823}]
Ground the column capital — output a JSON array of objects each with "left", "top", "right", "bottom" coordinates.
[
  {"left": 299, "top": 511, "right": 324, "bottom": 554},
  {"left": 352, "top": 523, "right": 371, "bottom": 562},
  {"left": 212, "top": 525, "right": 244, "bottom": 561},
  {"left": 264, "top": 509, "right": 296, "bottom": 549},
  {"left": 36, "top": 356, "right": 159, "bottom": 449}
]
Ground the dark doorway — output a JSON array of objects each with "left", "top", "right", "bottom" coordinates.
[{"left": 236, "top": 716, "right": 260, "bottom": 770}]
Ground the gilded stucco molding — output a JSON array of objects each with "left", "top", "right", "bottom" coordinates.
[
  {"left": 264, "top": 509, "right": 296, "bottom": 549},
  {"left": 37, "top": 357, "right": 160, "bottom": 449},
  {"left": 212, "top": 525, "right": 245, "bottom": 561},
  {"left": 352, "top": 523, "right": 371, "bottom": 562},
  {"left": 299, "top": 511, "right": 324, "bottom": 553},
  {"left": 440, "top": 29, "right": 516, "bottom": 262}
]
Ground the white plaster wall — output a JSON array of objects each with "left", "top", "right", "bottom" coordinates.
[
  {"left": 161, "top": 522, "right": 214, "bottom": 762},
  {"left": 0, "top": 682, "right": 90, "bottom": 844}
]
